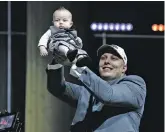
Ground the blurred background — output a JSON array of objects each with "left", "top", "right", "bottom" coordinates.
[{"left": 0, "top": 1, "right": 164, "bottom": 132}]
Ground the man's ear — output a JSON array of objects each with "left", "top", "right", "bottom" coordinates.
[{"left": 122, "top": 65, "right": 127, "bottom": 73}]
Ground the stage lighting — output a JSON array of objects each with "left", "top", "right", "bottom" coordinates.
[
  {"left": 152, "top": 24, "right": 158, "bottom": 31},
  {"left": 126, "top": 23, "right": 133, "bottom": 31},
  {"left": 109, "top": 23, "right": 114, "bottom": 31},
  {"left": 115, "top": 23, "right": 120, "bottom": 31},
  {"left": 97, "top": 23, "right": 103, "bottom": 31},
  {"left": 120, "top": 23, "right": 126, "bottom": 31},
  {"left": 158, "top": 24, "right": 164, "bottom": 32},
  {"left": 103, "top": 23, "right": 109, "bottom": 31},
  {"left": 90, "top": 22, "right": 133, "bottom": 32},
  {"left": 152, "top": 24, "right": 164, "bottom": 32},
  {"left": 90, "top": 23, "right": 97, "bottom": 31}
]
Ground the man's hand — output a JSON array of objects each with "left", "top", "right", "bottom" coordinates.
[
  {"left": 70, "top": 64, "right": 87, "bottom": 78},
  {"left": 47, "top": 57, "right": 63, "bottom": 70},
  {"left": 53, "top": 49, "right": 67, "bottom": 63}
]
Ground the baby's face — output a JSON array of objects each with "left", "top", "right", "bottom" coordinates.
[{"left": 53, "top": 10, "right": 73, "bottom": 29}]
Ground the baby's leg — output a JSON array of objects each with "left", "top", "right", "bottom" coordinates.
[
  {"left": 76, "top": 49, "right": 88, "bottom": 59},
  {"left": 58, "top": 45, "right": 69, "bottom": 56},
  {"left": 59, "top": 44, "right": 78, "bottom": 63}
]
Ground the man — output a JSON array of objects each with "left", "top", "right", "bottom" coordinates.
[{"left": 46, "top": 44, "right": 146, "bottom": 132}]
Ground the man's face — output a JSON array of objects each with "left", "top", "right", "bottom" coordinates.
[
  {"left": 99, "top": 52, "right": 127, "bottom": 80},
  {"left": 53, "top": 10, "right": 73, "bottom": 29}
]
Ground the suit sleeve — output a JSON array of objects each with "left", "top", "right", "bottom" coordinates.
[
  {"left": 46, "top": 65, "right": 83, "bottom": 107},
  {"left": 78, "top": 68, "right": 146, "bottom": 109}
]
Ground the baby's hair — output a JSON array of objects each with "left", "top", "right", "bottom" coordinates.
[
  {"left": 53, "top": 6, "right": 72, "bottom": 21},
  {"left": 57, "top": 6, "right": 67, "bottom": 11}
]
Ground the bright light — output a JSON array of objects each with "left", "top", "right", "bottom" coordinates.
[
  {"left": 103, "top": 23, "right": 109, "bottom": 31},
  {"left": 115, "top": 23, "right": 120, "bottom": 31},
  {"left": 98, "top": 23, "right": 103, "bottom": 31},
  {"left": 90, "top": 23, "right": 97, "bottom": 31},
  {"left": 120, "top": 23, "right": 126, "bottom": 31},
  {"left": 152, "top": 24, "right": 164, "bottom": 32},
  {"left": 158, "top": 24, "right": 164, "bottom": 32},
  {"left": 109, "top": 23, "right": 114, "bottom": 31},
  {"left": 126, "top": 23, "right": 133, "bottom": 31},
  {"left": 152, "top": 24, "right": 158, "bottom": 31},
  {"left": 90, "top": 22, "right": 133, "bottom": 32}
]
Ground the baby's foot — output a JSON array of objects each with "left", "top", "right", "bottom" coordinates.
[
  {"left": 67, "top": 49, "right": 78, "bottom": 62},
  {"left": 76, "top": 56, "right": 92, "bottom": 67}
]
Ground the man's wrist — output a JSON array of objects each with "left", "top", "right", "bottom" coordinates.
[{"left": 70, "top": 64, "right": 87, "bottom": 78}]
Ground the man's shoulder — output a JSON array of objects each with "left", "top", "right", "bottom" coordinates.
[{"left": 121, "top": 75, "right": 146, "bottom": 86}]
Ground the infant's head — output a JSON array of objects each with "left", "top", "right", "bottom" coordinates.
[{"left": 53, "top": 7, "right": 73, "bottom": 29}]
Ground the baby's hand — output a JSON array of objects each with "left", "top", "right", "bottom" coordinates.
[
  {"left": 39, "top": 46, "right": 48, "bottom": 56},
  {"left": 76, "top": 37, "right": 82, "bottom": 44}
]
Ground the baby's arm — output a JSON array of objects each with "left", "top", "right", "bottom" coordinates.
[
  {"left": 38, "top": 29, "right": 51, "bottom": 56},
  {"left": 76, "top": 37, "right": 83, "bottom": 49}
]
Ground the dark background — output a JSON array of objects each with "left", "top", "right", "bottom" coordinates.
[{"left": 0, "top": 1, "right": 164, "bottom": 132}]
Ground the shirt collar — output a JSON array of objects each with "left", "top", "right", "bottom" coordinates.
[{"left": 107, "top": 74, "right": 126, "bottom": 85}]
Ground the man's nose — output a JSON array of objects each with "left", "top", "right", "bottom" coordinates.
[{"left": 104, "top": 58, "right": 110, "bottom": 64}]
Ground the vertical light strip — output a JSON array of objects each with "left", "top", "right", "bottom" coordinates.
[
  {"left": 102, "top": 32, "right": 106, "bottom": 45},
  {"left": 7, "top": 1, "right": 11, "bottom": 112}
]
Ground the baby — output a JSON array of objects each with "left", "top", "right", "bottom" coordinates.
[{"left": 38, "top": 7, "right": 90, "bottom": 67}]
